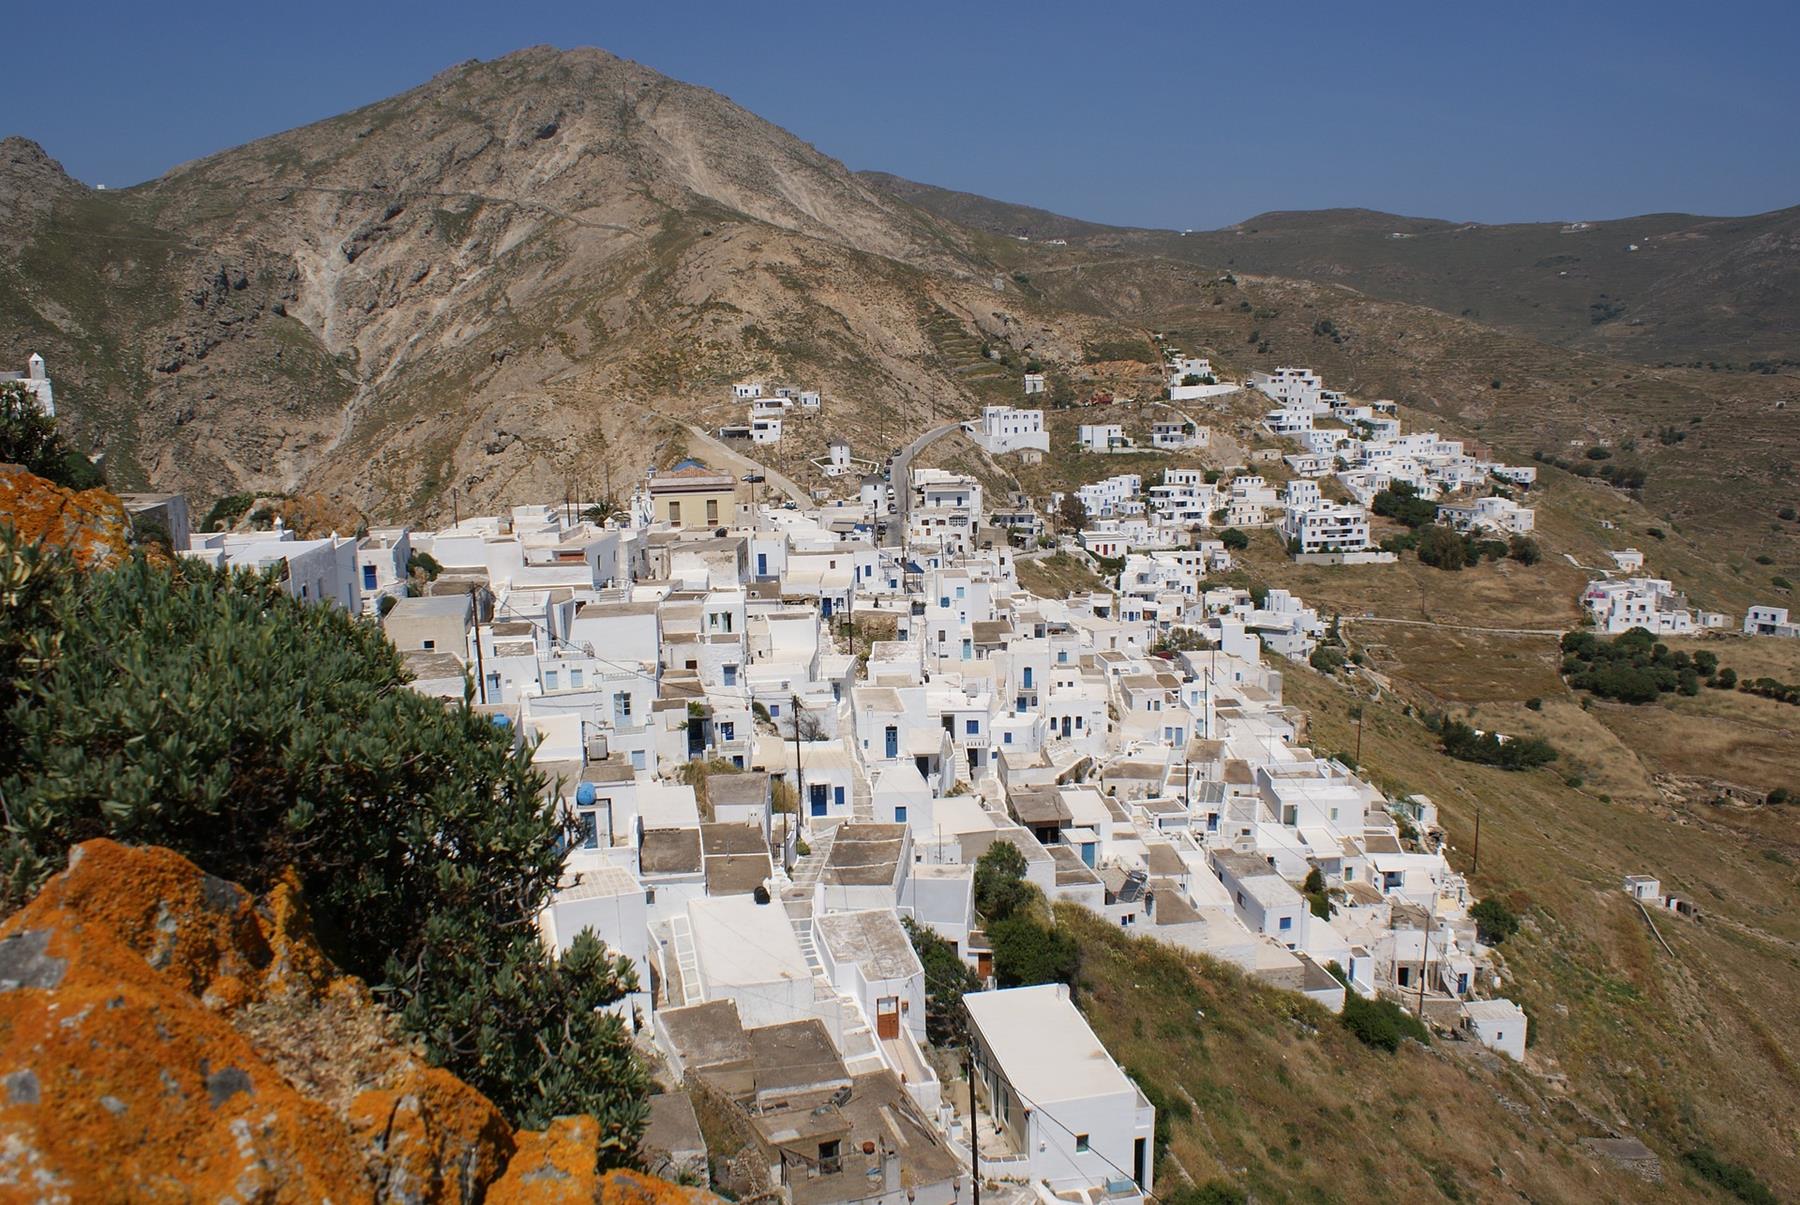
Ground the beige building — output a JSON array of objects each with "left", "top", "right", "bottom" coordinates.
[
  {"left": 382, "top": 594, "right": 473, "bottom": 657},
  {"left": 649, "top": 465, "right": 739, "bottom": 529}
]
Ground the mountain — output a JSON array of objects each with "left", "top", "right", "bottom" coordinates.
[
  {"left": 0, "top": 47, "right": 1126, "bottom": 518},
  {"left": 860, "top": 173, "right": 1800, "bottom": 366}
]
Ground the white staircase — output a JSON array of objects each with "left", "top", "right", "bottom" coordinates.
[{"left": 667, "top": 914, "right": 704, "bottom": 1007}]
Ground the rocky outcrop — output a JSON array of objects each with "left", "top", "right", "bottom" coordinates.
[
  {"left": 0, "top": 840, "right": 709, "bottom": 1203},
  {"left": 0, "top": 467, "right": 131, "bottom": 568}
]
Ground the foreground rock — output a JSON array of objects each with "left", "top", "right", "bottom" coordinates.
[{"left": 0, "top": 839, "right": 707, "bottom": 1203}]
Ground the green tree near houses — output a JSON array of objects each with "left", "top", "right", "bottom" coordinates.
[{"left": 0, "top": 534, "right": 649, "bottom": 1154}]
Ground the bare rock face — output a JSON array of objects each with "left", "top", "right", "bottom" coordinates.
[{"left": 0, "top": 840, "right": 706, "bottom": 1203}]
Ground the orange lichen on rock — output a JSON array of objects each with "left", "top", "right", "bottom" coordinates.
[
  {"left": 0, "top": 841, "right": 368, "bottom": 1201},
  {"left": 0, "top": 840, "right": 714, "bottom": 1203},
  {"left": 348, "top": 1065, "right": 515, "bottom": 1203},
  {"left": 491, "top": 1118, "right": 711, "bottom": 1205},
  {"left": 0, "top": 465, "right": 130, "bottom": 567}
]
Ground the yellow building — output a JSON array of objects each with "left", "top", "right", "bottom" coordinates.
[{"left": 648, "top": 465, "right": 739, "bottom": 528}]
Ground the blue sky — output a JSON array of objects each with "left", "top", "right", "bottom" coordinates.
[{"left": 15, "top": 0, "right": 1798, "bottom": 228}]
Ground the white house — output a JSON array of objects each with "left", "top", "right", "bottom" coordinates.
[
  {"left": 974, "top": 405, "right": 1050, "bottom": 455},
  {"left": 1581, "top": 578, "right": 1697, "bottom": 635},
  {"left": 963, "top": 984, "right": 1156, "bottom": 1197},
  {"left": 0, "top": 352, "right": 55, "bottom": 416},
  {"left": 184, "top": 528, "right": 363, "bottom": 612},
  {"left": 1462, "top": 998, "right": 1528, "bottom": 1061},
  {"left": 1023, "top": 373, "right": 1046, "bottom": 395},
  {"left": 1436, "top": 495, "right": 1535, "bottom": 536},
  {"left": 1250, "top": 367, "right": 1323, "bottom": 412},
  {"left": 1281, "top": 501, "right": 1372, "bottom": 555},
  {"left": 1150, "top": 420, "right": 1208, "bottom": 450},
  {"left": 1744, "top": 605, "right": 1800, "bottom": 638},
  {"left": 1077, "top": 423, "right": 1129, "bottom": 453}
]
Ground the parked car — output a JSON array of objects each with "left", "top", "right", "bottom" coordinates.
[{"left": 742, "top": 472, "right": 764, "bottom": 483}]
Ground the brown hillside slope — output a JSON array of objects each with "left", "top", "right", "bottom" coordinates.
[
  {"left": 0, "top": 839, "right": 707, "bottom": 1203},
  {"left": 863, "top": 172, "right": 1800, "bottom": 366}
]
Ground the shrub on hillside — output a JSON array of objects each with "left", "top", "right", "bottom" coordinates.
[
  {"left": 0, "top": 382, "right": 103, "bottom": 490},
  {"left": 989, "top": 913, "right": 1079, "bottom": 988},
  {"left": 1679, "top": 1149, "right": 1777, "bottom": 1205},
  {"left": 1471, "top": 897, "right": 1520, "bottom": 944},
  {"left": 1219, "top": 527, "right": 1250, "bottom": 551},
  {"left": 1340, "top": 993, "right": 1430, "bottom": 1052},
  {"left": 1439, "top": 720, "right": 1557, "bottom": 770},
  {"left": 1371, "top": 482, "right": 1436, "bottom": 528},
  {"left": 0, "top": 537, "right": 648, "bottom": 1150},
  {"left": 903, "top": 917, "right": 978, "bottom": 1045},
  {"left": 1560, "top": 628, "right": 1728, "bottom": 704},
  {"left": 1415, "top": 524, "right": 1468, "bottom": 570}
]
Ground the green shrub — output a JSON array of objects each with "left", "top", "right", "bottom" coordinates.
[
  {"left": 1340, "top": 993, "right": 1429, "bottom": 1052},
  {"left": 1439, "top": 720, "right": 1556, "bottom": 770},
  {"left": 903, "top": 917, "right": 978, "bottom": 1045},
  {"left": 989, "top": 914, "right": 1078, "bottom": 988},
  {"left": 0, "top": 539, "right": 648, "bottom": 1150},
  {"left": 0, "top": 382, "right": 103, "bottom": 489},
  {"left": 1415, "top": 524, "right": 1468, "bottom": 570},
  {"left": 1371, "top": 482, "right": 1436, "bottom": 528},
  {"left": 1679, "top": 1149, "right": 1777, "bottom": 1205},
  {"left": 1219, "top": 527, "right": 1250, "bottom": 551},
  {"left": 1508, "top": 536, "right": 1542, "bottom": 565},
  {"left": 1471, "top": 897, "right": 1520, "bottom": 944},
  {"left": 1310, "top": 646, "right": 1345, "bottom": 674}
]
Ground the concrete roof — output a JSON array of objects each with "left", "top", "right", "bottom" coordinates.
[
  {"left": 824, "top": 824, "right": 907, "bottom": 886},
  {"left": 690, "top": 895, "right": 810, "bottom": 986},
  {"left": 658, "top": 1000, "right": 750, "bottom": 1071},
  {"left": 640, "top": 828, "right": 703, "bottom": 875},
  {"left": 815, "top": 909, "right": 921, "bottom": 980},
  {"left": 386, "top": 594, "right": 472, "bottom": 619},
  {"left": 963, "top": 985, "right": 1133, "bottom": 1105},
  {"left": 707, "top": 772, "right": 770, "bottom": 808}
]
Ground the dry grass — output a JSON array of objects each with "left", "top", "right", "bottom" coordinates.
[
  {"left": 1061, "top": 903, "right": 1668, "bottom": 1202},
  {"left": 1016, "top": 551, "right": 1103, "bottom": 599},
  {"left": 1280, "top": 665, "right": 1800, "bottom": 1192}
]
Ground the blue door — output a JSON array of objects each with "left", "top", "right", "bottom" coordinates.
[
  {"left": 756, "top": 553, "right": 768, "bottom": 576},
  {"left": 834, "top": 786, "right": 845, "bottom": 810},
  {"left": 821, "top": 597, "right": 833, "bottom": 618},
  {"left": 885, "top": 726, "right": 898, "bottom": 758}
]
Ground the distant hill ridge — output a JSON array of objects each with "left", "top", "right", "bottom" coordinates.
[{"left": 858, "top": 170, "right": 1800, "bottom": 365}]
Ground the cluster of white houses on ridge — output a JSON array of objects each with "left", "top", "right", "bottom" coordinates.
[{"left": 152, "top": 429, "right": 1533, "bottom": 1200}]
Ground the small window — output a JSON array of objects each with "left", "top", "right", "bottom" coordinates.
[
  {"left": 630, "top": 750, "right": 646, "bottom": 771},
  {"left": 966, "top": 719, "right": 979, "bottom": 736},
  {"left": 544, "top": 671, "right": 559, "bottom": 691},
  {"left": 1075, "top": 1134, "right": 1090, "bottom": 1152},
  {"left": 1278, "top": 916, "right": 1293, "bottom": 931},
  {"left": 569, "top": 669, "right": 584, "bottom": 688},
  {"left": 894, "top": 805, "right": 908, "bottom": 823},
  {"left": 422, "top": 640, "right": 436, "bottom": 651}
]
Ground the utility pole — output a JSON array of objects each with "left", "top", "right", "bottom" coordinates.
[
  {"left": 965, "top": 1044, "right": 981, "bottom": 1205},
  {"left": 1416, "top": 907, "right": 1432, "bottom": 1019},
  {"left": 470, "top": 583, "right": 488, "bottom": 705},
  {"left": 1354, "top": 705, "right": 1365, "bottom": 765},
  {"left": 452, "top": 487, "right": 460, "bottom": 528},
  {"left": 1472, "top": 807, "right": 1481, "bottom": 877},
  {"left": 792, "top": 692, "right": 807, "bottom": 828}
]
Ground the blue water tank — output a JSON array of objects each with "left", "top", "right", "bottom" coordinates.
[
  {"left": 490, "top": 714, "right": 511, "bottom": 728},
  {"left": 575, "top": 782, "right": 597, "bottom": 806}
]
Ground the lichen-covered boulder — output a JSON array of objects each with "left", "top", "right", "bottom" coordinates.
[{"left": 0, "top": 840, "right": 715, "bottom": 1203}]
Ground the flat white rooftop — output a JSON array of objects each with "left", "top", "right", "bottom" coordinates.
[
  {"left": 690, "top": 895, "right": 811, "bottom": 987},
  {"left": 964, "top": 984, "right": 1132, "bottom": 1105}
]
